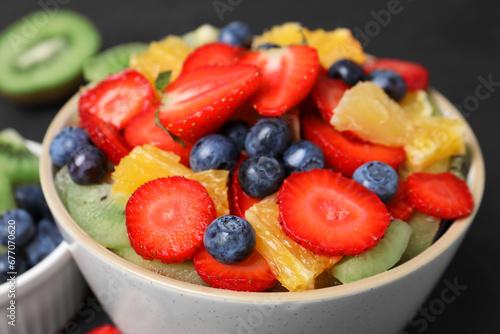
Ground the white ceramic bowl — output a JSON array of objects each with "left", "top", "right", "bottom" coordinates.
[
  {"left": 40, "top": 90, "right": 485, "bottom": 334},
  {"left": 0, "top": 141, "right": 87, "bottom": 334}
]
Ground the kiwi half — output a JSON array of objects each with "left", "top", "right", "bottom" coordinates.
[
  {"left": 83, "top": 43, "right": 148, "bottom": 83},
  {"left": 0, "top": 128, "right": 39, "bottom": 184},
  {"left": 0, "top": 10, "right": 100, "bottom": 105}
]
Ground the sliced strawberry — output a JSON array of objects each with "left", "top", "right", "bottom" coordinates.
[
  {"left": 406, "top": 172, "right": 474, "bottom": 220},
  {"left": 123, "top": 103, "right": 193, "bottom": 166},
  {"left": 158, "top": 64, "right": 261, "bottom": 141},
  {"left": 193, "top": 248, "right": 276, "bottom": 292},
  {"left": 301, "top": 112, "right": 405, "bottom": 177},
  {"left": 386, "top": 179, "right": 414, "bottom": 221},
  {"left": 79, "top": 69, "right": 154, "bottom": 129},
  {"left": 311, "top": 76, "right": 350, "bottom": 122},
  {"left": 229, "top": 155, "right": 260, "bottom": 219},
  {"left": 126, "top": 176, "right": 216, "bottom": 263},
  {"left": 86, "top": 324, "right": 122, "bottom": 334},
  {"left": 181, "top": 42, "right": 246, "bottom": 73},
  {"left": 238, "top": 45, "right": 319, "bottom": 116},
  {"left": 79, "top": 110, "right": 130, "bottom": 165},
  {"left": 278, "top": 169, "right": 390, "bottom": 256},
  {"left": 364, "top": 58, "right": 429, "bottom": 90}
]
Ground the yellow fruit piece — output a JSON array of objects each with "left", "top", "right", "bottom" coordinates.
[
  {"left": 400, "top": 90, "right": 433, "bottom": 119},
  {"left": 130, "top": 35, "right": 192, "bottom": 87},
  {"left": 331, "top": 82, "right": 414, "bottom": 147},
  {"left": 253, "top": 22, "right": 365, "bottom": 68},
  {"left": 186, "top": 170, "right": 229, "bottom": 217},
  {"left": 111, "top": 145, "right": 228, "bottom": 216},
  {"left": 404, "top": 116, "right": 466, "bottom": 172},
  {"left": 245, "top": 194, "right": 341, "bottom": 292}
]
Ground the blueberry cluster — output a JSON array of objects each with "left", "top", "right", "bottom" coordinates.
[
  {"left": 0, "top": 185, "right": 62, "bottom": 283},
  {"left": 50, "top": 126, "right": 109, "bottom": 185},
  {"left": 328, "top": 58, "right": 407, "bottom": 101}
]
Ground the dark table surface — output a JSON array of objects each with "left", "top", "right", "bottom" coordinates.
[{"left": 1, "top": 0, "right": 499, "bottom": 333}]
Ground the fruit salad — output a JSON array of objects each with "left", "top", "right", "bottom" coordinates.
[{"left": 49, "top": 22, "right": 475, "bottom": 293}]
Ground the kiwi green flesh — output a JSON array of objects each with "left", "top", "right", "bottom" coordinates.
[
  {"left": 0, "top": 10, "right": 100, "bottom": 101},
  {"left": 398, "top": 211, "right": 441, "bottom": 265},
  {"left": 0, "top": 173, "right": 15, "bottom": 214},
  {"left": 0, "top": 128, "right": 39, "bottom": 184},
  {"left": 112, "top": 247, "right": 209, "bottom": 287},
  {"left": 83, "top": 43, "right": 148, "bottom": 83},
  {"left": 331, "top": 220, "right": 413, "bottom": 284},
  {"left": 54, "top": 166, "right": 130, "bottom": 249}
]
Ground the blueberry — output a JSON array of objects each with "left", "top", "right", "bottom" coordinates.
[
  {"left": 67, "top": 145, "right": 108, "bottom": 185},
  {"left": 23, "top": 225, "right": 59, "bottom": 267},
  {"left": 245, "top": 117, "right": 292, "bottom": 158},
  {"left": 49, "top": 126, "right": 91, "bottom": 167},
  {"left": 219, "top": 120, "right": 250, "bottom": 152},
  {"left": 366, "top": 69, "right": 407, "bottom": 102},
  {"left": 256, "top": 43, "right": 280, "bottom": 50},
  {"left": 0, "top": 209, "right": 36, "bottom": 247},
  {"left": 190, "top": 134, "right": 239, "bottom": 172},
  {"left": 204, "top": 215, "right": 256, "bottom": 265},
  {"left": 217, "top": 21, "right": 253, "bottom": 47},
  {"left": 14, "top": 184, "right": 52, "bottom": 220},
  {"left": 328, "top": 59, "right": 365, "bottom": 86},
  {"left": 0, "top": 253, "right": 28, "bottom": 283},
  {"left": 238, "top": 155, "right": 285, "bottom": 199},
  {"left": 282, "top": 140, "right": 325, "bottom": 174},
  {"left": 38, "top": 218, "right": 63, "bottom": 246},
  {"left": 352, "top": 161, "right": 399, "bottom": 203}
]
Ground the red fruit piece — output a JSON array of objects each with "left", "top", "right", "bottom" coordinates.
[
  {"left": 126, "top": 176, "right": 216, "bottom": 263},
  {"left": 229, "top": 155, "right": 260, "bottom": 219},
  {"left": 238, "top": 45, "right": 319, "bottom": 116},
  {"left": 123, "top": 103, "right": 193, "bottom": 166},
  {"left": 86, "top": 324, "right": 122, "bottom": 334},
  {"left": 301, "top": 112, "right": 405, "bottom": 177},
  {"left": 157, "top": 64, "right": 261, "bottom": 141},
  {"left": 406, "top": 172, "right": 474, "bottom": 220},
  {"left": 79, "top": 69, "right": 154, "bottom": 129},
  {"left": 311, "top": 76, "right": 350, "bottom": 122},
  {"left": 79, "top": 110, "right": 130, "bottom": 165},
  {"left": 364, "top": 58, "right": 429, "bottom": 91},
  {"left": 278, "top": 169, "right": 391, "bottom": 256},
  {"left": 193, "top": 248, "right": 276, "bottom": 292},
  {"left": 181, "top": 42, "right": 246, "bottom": 73},
  {"left": 386, "top": 179, "right": 414, "bottom": 221}
]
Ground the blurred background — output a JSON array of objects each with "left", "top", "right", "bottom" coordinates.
[{"left": 0, "top": 0, "right": 498, "bottom": 333}]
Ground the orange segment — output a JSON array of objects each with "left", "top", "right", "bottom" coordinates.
[{"left": 245, "top": 193, "right": 341, "bottom": 291}]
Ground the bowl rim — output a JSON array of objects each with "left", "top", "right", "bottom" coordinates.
[
  {"left": 0, "top": 141, "right": 73, "bottom": 299},
  {"left": 40, "top": 90, "right": 485, "bottom": 303}
]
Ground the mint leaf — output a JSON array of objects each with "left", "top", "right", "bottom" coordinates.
[
  {"left": 154, "top": 107, "right": 186, "bottom": 147},
  {"left": 155, "top": 71, "right": 172, "bottom": 91}
]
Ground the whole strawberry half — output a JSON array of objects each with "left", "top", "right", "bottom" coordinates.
[
  {"left": 157, "top": 64, "right": 261, "bottom": 141},
  {"left": 406, "top": 172, "right": 474, "bottom": 220},
  {"left": 193, "top": 247, "right": 276, "bottom": 292},
  {"left": 181, "top": 42, "right": 246, "bottom": 73},
  {"left": 126, "top": 176, "right": 217, "bottom": 263},
  {"left": 238, "top": 45, "right": 319, "bottom": 116},
  {"left": 301, "top": 112, "right": 405, "bottom": 177},
  {"left": 86, "top": 324, "right": 122, "bottom": 334},
  {"left": 79, "top": 68, "right": 154, "bottom": 129},
  {"left": 278, "top": 169, "right": 391, "bottom": 256},
  {"left": 123, "top": 103, "right": 193, "bottom": 166}
]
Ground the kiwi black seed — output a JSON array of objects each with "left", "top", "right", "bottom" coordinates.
[{"left": 0, "top": 10, "right": 100, "bottom": 105}]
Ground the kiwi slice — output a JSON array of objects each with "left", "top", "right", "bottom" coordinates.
[
  {"left": 398, "top": 211, "right": 440, "bottom": 264},
  {"left": 0, "top": 10, "right": 100, "bottom": 105},
  {"left": 331, "top": 220, "right": 413, "bottom": 284},
  {"left": 112, "top": 247, "right": 209, "bottom": 286},
  {"left": 449, "top": 145, "right": 472, "bottom": 181},
  {"left": 82, "top": 43, "right": 148, "bottom": 83},
  {"left": 0, "top": 128, "right": 39, "bottom": 184},
  {"left": 0, "top": 173, "right": 15, "bottom": 213},
  {"left": 54, "top": 166, "right": 130, "bottom": 249}
]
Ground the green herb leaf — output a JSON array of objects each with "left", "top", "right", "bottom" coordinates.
[
  {"left": 154, "top": 107, "right": 186, "bottom": 147},
  {"left": 155, "top": 71, "right": 172, "bottom": 92}
]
